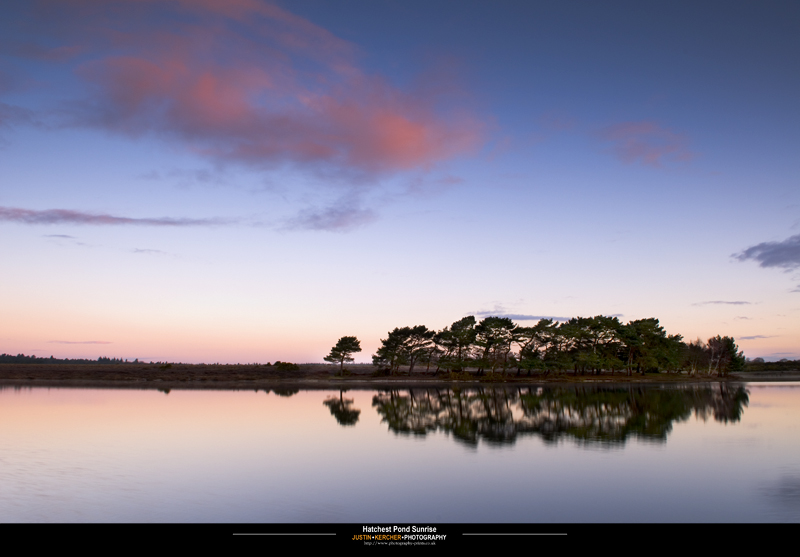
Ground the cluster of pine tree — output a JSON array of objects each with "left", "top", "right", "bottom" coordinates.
[{"left": 369, "top": 315, "right": 746, "bottom": 377}]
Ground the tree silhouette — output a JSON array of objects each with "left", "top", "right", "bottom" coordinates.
[{"left": 324, "top": 336, "right": 362, "bottom": 374}]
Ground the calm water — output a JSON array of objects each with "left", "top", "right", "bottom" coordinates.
[{"left": 1, "top": 383, "right": 799, "bottom": 522}]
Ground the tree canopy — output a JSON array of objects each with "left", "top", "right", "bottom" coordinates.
[
  {"left": 360, "top": 314, "right": 747, "bottom": 378},
  {"left": 324, "top": 336, "right": 362, "bottom": 374}
]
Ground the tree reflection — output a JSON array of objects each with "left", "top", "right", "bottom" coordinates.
[
  {"left": 370, "top": 384, "right": 749, "bottom": 446},
  {"left": 324, "top": 390, "right": 361, "bottom": 426},
  {"left": 271, "top": 388, "right": 299, "bottom": 397}
]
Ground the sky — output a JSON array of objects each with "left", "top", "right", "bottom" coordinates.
[{"left": 1, "top": 0, "right": 798, "bottom": 363}]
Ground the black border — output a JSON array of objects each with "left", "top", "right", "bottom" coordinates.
[{"left": 4, "top": 523, "right": 795, "bottom": 550}]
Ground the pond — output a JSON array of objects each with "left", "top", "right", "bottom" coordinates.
[{"left": 1, "top": 383, "right": 798, "bottom": 522}]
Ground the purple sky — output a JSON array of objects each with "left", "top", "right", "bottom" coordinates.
[{"left": 1, "top": 0, "right": 798, "bottom": 362}]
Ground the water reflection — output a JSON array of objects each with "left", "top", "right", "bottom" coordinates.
[
  {"left": 3, "top": 383, "right": 796, "bottom": 522},
  {"left": 369, "top": 384, "right": 749, "bottom": 446},
  {"left": 323, "top": 390, "right": 361, "bottom": 426},
  {"left": 271, "top": 388, "right": 299, "bottom": 397},
  {"left": 761, "top": 474, "right": 800, "bottom": 521}
]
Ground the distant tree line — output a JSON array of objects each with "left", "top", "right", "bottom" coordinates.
[
  {"left": 363, "top": 315, "right": 747, "bottom": 377},
  {"left": 745, "top": 358, "right": 800, "bottom": 372},
  {"left": 0, "top": 354, "right": 132, "bottom": 364}
]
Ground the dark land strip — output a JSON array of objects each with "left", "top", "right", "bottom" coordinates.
[{"left": 1, "top": 363, "right": 797, "bottom": 391}]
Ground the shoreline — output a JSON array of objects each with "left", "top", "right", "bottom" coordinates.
[{"left": 1, "top": 363, "right": 797, "bottom": 391}]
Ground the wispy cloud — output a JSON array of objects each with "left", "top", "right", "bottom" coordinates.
[
  {"left": 693, "top": 301, "right": 752, "bottom": 306},
  {"left": 7, "top": 41, "right": 83, "bottom": 62},
  {"left": 0, "top": 206, "right": 228, "bottom": 226},
  {"left": 472, "top": 302, "right": 581, "bottom": 322},
  {"left": 132, "top": 248, "right": 168, "bottom": 255},
  {"left": 406, "top": 174, "right": 465, "bottom": 196},
  {"left": 598, "top": 121, "right": 694, "bottom": 167},
  {"left": 473, "top": 310, "right": 572, "bottom": 322},
  {"left": 15, "top": 0, "right": 483, "bottom": 176},
  {"left": 139, "top": 168, "right": 230, "bottom": 187},
  {"left": 490, "top": 313, "right": 571, "bottom": 321},
  {"left": 284, "top": 202, "right": 377, "bottom": 232},
  {"left": 43, "top": 234, "right": 76, "bottom": 239},
  {"left": 49, "top": 340, "right": 112, "bottom": 345},
  {"left": 538, "top": 110, "right": 576, "bottom": 131},
  {"left": 0, "top": 102, "right": 36, "bottom": 128},
  {"left": 739, "top": 335, "right": 775, "bottom": 340},
  {"left": 735, "top": 234, "right": 800, "bottom": 270}
]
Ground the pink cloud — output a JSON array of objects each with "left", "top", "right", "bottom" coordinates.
[
  {"left": 598, "top": 121, "right": 694, "bottom": 167},
  {"left": 26, "top": 0, "right": 483, "bottom": 175}
]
